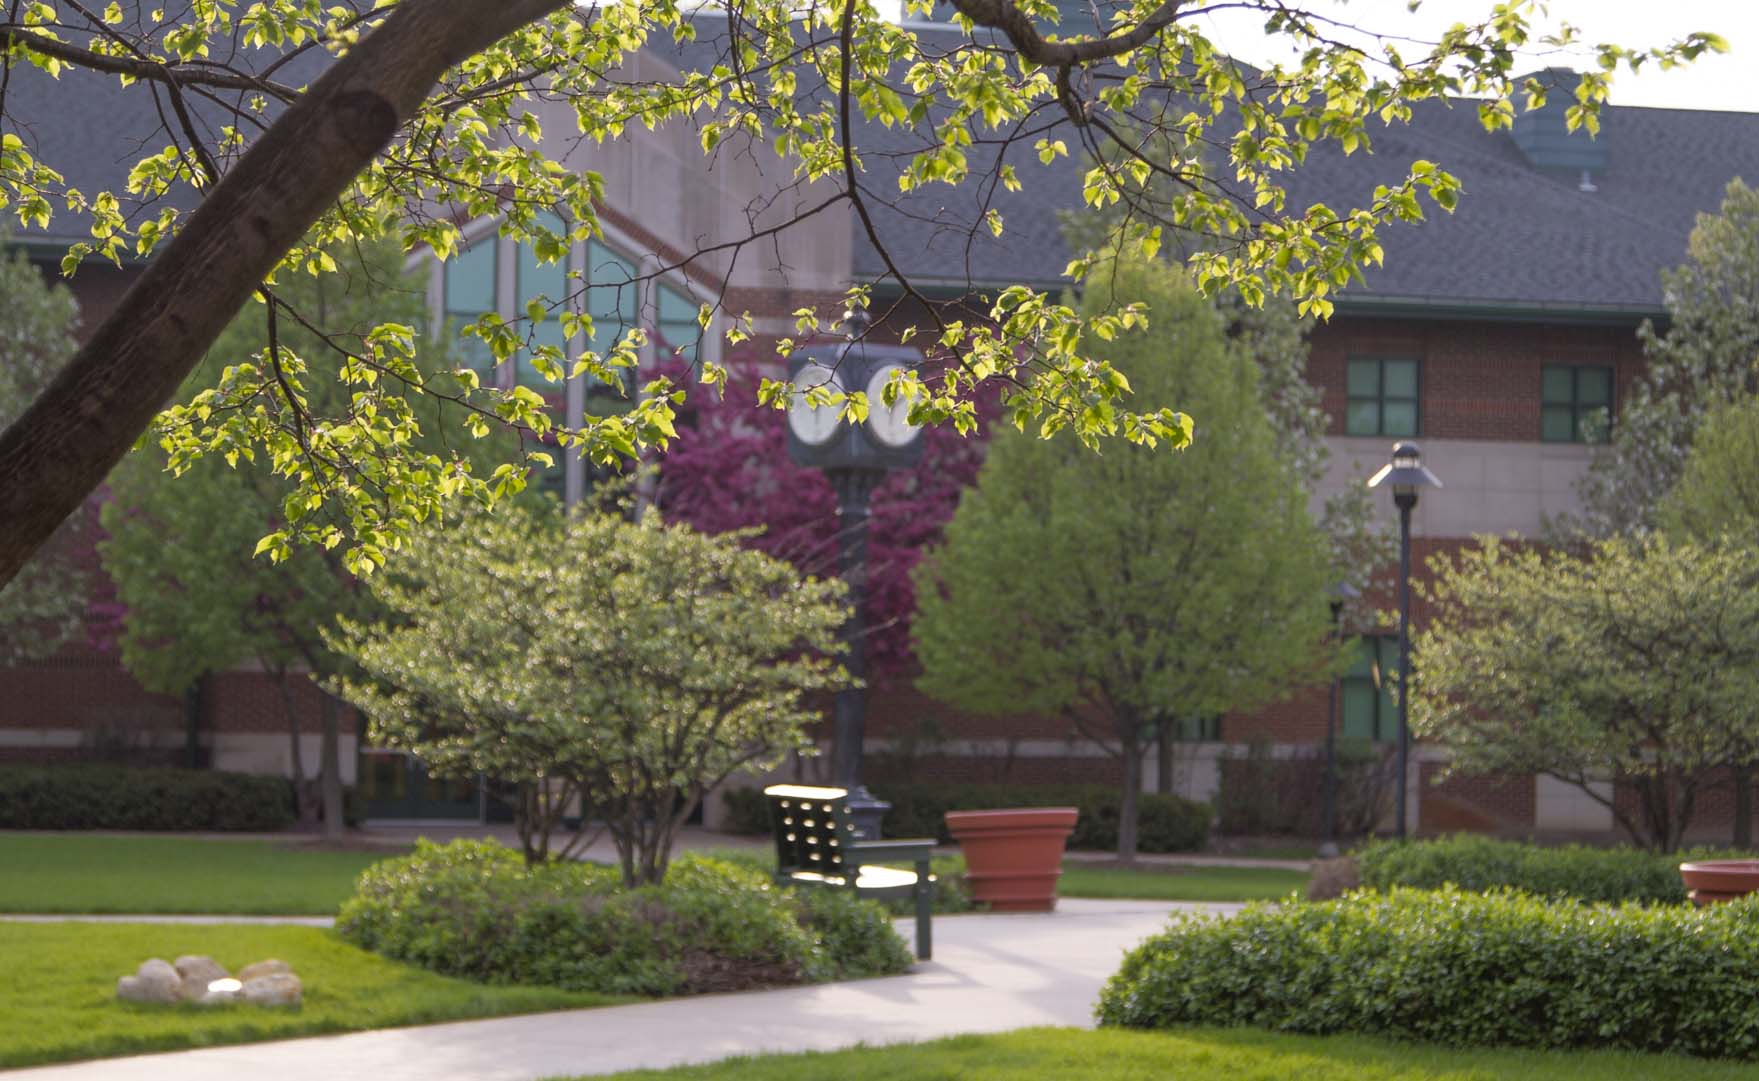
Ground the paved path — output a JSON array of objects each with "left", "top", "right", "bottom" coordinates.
[
  {"left": 6, "top": 899, "right": 1230, "bottom": 1081},
  {"left": 0, "top": 914, "right": 336, "bottom": 926}
]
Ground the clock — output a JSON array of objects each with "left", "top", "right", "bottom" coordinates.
[
  {"left": 863, "top": 363, "right": 919, "bottom": 448},
  {"left": 787, "top": 361, "right": 843, "bottom": 446}
]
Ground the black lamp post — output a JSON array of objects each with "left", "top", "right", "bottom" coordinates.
[
  {"left": 784, "top": 312, "right": 924, "bottom": 839},
  {"left": 1366, "top": 441, "right": 1442, "bottom": 840},
  {"left": 1319, "top": 580, "right": 1359, "bottom": 858}
]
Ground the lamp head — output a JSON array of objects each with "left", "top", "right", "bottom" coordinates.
[{"left": 1366, "top": 440, "right": 1443, "bottom": 503}]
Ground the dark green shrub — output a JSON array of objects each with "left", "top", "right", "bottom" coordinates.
[
  {"left": 335, "top": 840, "right": 911, "bottom": 995},
  {"left": 0, "top": 764, "right": 294, "bottom": 831},
  {"left": 1356, "top": 835, "right": 1749, "bottom": 905},
  {"left": 1097, "top": 886, "right": 1759, "bottom": 1059},
  {"left": 718, "top": 785, "right": 772, "bottom": 835},
  {"left": 872, "top": 783, "right": 1209, "bottom": 852}
]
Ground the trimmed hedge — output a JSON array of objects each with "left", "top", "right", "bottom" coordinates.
[
  {"left": 0, "top": 764, "right": 294, "bottom": 831},
  {"left": 873, "top": 783, "right": 1210, "bottom": 853},
  {"left": 1355, "top": 835, "right": 1748, "bottom": 905},
  {"left": 1097, "top": 886, "right": 1759, "bottom": 1059},
  {"left": 336, "top": 840, "right": 911, "bottom": 996}
]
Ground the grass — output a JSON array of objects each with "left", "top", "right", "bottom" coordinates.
[
  {"left": 1057, "top": 863, "right": 1307, "bottom": 902},
  {"left": 0, "top": 834, "right": 394, "bottom": 914},
  {"left": 575, "top": 1026, "right": 1759, "bottom": 1081},
  {"left": 0, "top": 922, "right": 623, "bottom": 1068}
]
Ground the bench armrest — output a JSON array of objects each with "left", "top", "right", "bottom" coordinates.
[{"left": 848, "top": 838, "right": 936, "bottom": 865}]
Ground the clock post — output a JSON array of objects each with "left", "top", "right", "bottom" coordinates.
[{"left": 784, "top": 311, "right": 924, "bottom": 839}]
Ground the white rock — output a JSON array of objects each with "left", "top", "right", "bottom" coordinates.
[
  {"left": 174, "top": 956, "right": 229, "bottom": 1000},
  {"left": 237, "top": 959, "right": 291, "bottom": 983},
  {"left": 117, "top": 959, "right": 181, "bottom": 1004},
  {"left": 197, "top": 979, "right": 243, "bottom": 1006},
  {"left": 241, "top": 972, "right": 302, "bottom": 1008}
]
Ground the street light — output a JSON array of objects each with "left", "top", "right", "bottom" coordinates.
[
  {"left": 784, "top": 312, "right": 924, "bottom": 839},
  {"left": 1319, "top": 580, "right": 1359, "bottom": 858},
  {"left": 1366, "top": 441, "right": 1442, "bottom": 840}
]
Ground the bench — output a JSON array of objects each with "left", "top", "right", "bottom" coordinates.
[{"left": 763, "top": 783, "right": 936, "bottom": 960}]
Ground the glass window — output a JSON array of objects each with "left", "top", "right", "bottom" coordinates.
[
  {"left": 656, "top": 281, "right": 700, "bottom": 365},
  {"left": 1171, "top": 714, "right": 1221, "bottom": 742},
  {"left": 1345, "top": 357, "right": 1419, "bottom": 437},
  {"left": 586, "top": 240, "right": 639, "bottom": 388},
  {"left": 1340, "top": 636, "right": 1401, "bottom": 743},
  {"left": 515, "top": 212, "right": 570, "bottom": 389},
  {"left": 443, "top": 238, "right": 497, "bottom": 376},
  {"left": 1541, "top": 364, "right": 1614, "bottom": 443}
]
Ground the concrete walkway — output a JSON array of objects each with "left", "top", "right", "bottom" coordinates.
[{"left": 6, "top": 899, "right": 1229, "bottom": 1081}]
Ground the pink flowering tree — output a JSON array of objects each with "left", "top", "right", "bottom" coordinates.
[{"left": 655, "top": 348, "right": 992, "bottom": 685}]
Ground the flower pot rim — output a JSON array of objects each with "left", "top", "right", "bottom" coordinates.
[
  {"left": 944, "top": 806, "right": 1079, "bottom": 820},
  {"left": 1680, "top": 859, "right": 1759, "bottom": 875}
]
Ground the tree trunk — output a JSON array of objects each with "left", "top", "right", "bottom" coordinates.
[
  {"left": 319, "top": 690, "right": 345, "bottom": 839},
  {"left": 274, "top": 667, "right": 311, "bottom": 823},
  {"left": 0, "top": 0, "right": 571, "bottom": 586},
  {"left": 1117, "top": 737, "right": 1143, "bottom": 865},
  {"left": 182, "top": 674, "right": 206, "bottom": 769},
  {"left": 1734, "top": 764, "right": 1754, "bottom": 850}
]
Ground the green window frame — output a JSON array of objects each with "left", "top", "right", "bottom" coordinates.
[
  {"left": 1541, "top": 364, "right": 1613, "bottom": 443},
  {"left": 443, "top": 237, "right": 497, "bottom": 378},
  {"left": 1340, "top": 635, "right": 1401, "bottom": 744},
  {"left": 1170, "top": 714, "right": 1221, "bottom": 742},
  {"left": 1345, "top": 357, "right": 1420, "bottom": 437}
]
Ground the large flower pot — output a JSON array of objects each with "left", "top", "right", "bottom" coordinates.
[
  {"left": 944, "top": 807, "right": 1078, "bottom": 912},
  {"left": 1679, "top": 860, "right": 1759, "bottom": 906}
]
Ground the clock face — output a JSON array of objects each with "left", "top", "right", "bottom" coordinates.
[
  {"left": 864, "top": 364, "right": 920, "bottom": 448},
  {"left": 787, "top": 361, "right": 843, "bottom": 447}
]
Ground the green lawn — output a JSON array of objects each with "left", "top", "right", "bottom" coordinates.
[
  {"left": 0, "top": 922, "right": 623, "bottom": 1068},
  {"left": 1058, "top": 863, "right": 1307, "bottom": 902},
  {"left": 0, "top": 835, "right": 392, "bottom": 914},
  {"left": 577, "top": 1026, "right": 1758, "bottom": 1081}
]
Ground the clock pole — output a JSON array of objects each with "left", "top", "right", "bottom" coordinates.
[{"left": 829, "top": 466, "right": 888, "bottom": 838}]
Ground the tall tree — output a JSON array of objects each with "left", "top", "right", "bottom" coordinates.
[
  {"left": 101, "top": 242, "right": 498, "bottom": 834},
  {"left": 913, "top": 258, "right": 1336, "bottom": 861},
  {"left": 1568, "top": 179, "right": 1759, "bottom": 537},
  {"left": 0, "top": 244, "right": 86, "bottom": 664},
  {"left": 1413, "top": 536, "right": 1759, "bottom": 852},
  {"left": 0, "top": 1, "right": 1719, "bottom": 583}
]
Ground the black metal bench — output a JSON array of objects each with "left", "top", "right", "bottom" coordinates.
[{"left": 763, "top": 783, "right": 936, "bottom": 960}]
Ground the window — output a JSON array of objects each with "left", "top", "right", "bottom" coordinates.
[
  {"left": 656, "top": 281, "right": 700, "bottom": 365},
  {"left": 514, "top": 212, "right": 570, "bottom": 390},
  {"left": 1345, "top": 357, "right": 1419, "bottom": 437},
  {"left": 585, "top": 240, "right": 639, "bottom": 384},
  {"left": 443, "top": 238, "right": 497, "bottom": 377},
  {"left": 1170, "top": 714, "right": 1221, "bottom": 742},
  {"left": 1340, "top": 636, "right": 1401, "bottom": 743},
  {"left": 1541, "top": 364, "right": 1612, "bottom": 443}
]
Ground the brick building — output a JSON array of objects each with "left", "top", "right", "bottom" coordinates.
[{"left": 4, "top": 21, "right": 1758, "bottom": 838}]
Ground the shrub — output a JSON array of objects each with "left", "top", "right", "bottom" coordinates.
[
  {"left": 1097, "top": 886, "right": 1759, "bottom": 1059},
  {"left": 0, "top": 764, "right": 294, "bottom": 831},
  {"left": 718, "top": 785, "right": 772, "bottom": 836},
  {"left": 335, "top": 840, "right": 911, "bottom": 996},
  {"left": 1355, "top": 835, "right": 1750, "bottom": 905},
  {"left": 871, "top": 783, "right": 1209, "bottom": 852}
]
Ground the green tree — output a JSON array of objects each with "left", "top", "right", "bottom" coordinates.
[
  {"left": 0, "top": 243, "right": 85, "bottom": 664},
  {"left": 331, "top": 503, "right": 852, "bottom": 882},
  {"left": 100, "top": 242, "right": 495, "bottom": 834},
  {"left": 1658, "top": 396, "right": 1759, "bottom": 542},
  {"left": 0, "top": 1, "right": 1722, "bottom": 583},
  {"left": 912, "top": 258, "right": 1336, "bottom": 861},
  {"left": 1412, "top": 536, "right": 1759, "bottom": 852},
  {"left": 1569, "top": 178, "right": 1759, "bottom": 537}
]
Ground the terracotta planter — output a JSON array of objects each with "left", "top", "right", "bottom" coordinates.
[
  {"left": 945, "top": 807, "right": 1078, "bottom": 912},
  {"left": 1679, "top": 860, "right": 1759, "bottom": 906}
]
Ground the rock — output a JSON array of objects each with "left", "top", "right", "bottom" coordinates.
[
  {"left": 117, "top": 958, "right": 182, "bottom": 1004},
  {"left": 241, "top": 972, "right": 302, "bottom": 1008},
  {"left": 174, "top": 956, "right": 229, "bottom": 1000},
  {"left": 237, "top": 959, "right": 291, "bottom": 983},
  {"left": 1306, "top": 856, "right": 1361, "bottom": 901}
]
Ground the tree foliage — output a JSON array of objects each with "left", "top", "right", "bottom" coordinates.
[
  {"left": 0, "top": 0, "right": 1724, "bottom": 583},
  {"left": 913, "top": 257, "right": 1336, "bottom": 860},
  {"left": 1412, "top": 536, "right": 1759, "bottom": 852},
  {"left": 1569, "top": 178, "right": 1759, "bottom": 537},
  {"left": 1657, "top": 395, "right": 1759, "bottom": 542},
  {"left": 330, "top": 502, "right": 852, "bottom": 882},
  {"left": 0, "top": 244, "right": 85, "bottom": 664}
]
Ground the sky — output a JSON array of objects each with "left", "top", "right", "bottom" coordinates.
[{"left": 1194, "top": 1, "right": 1759, "bottom": 112}]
